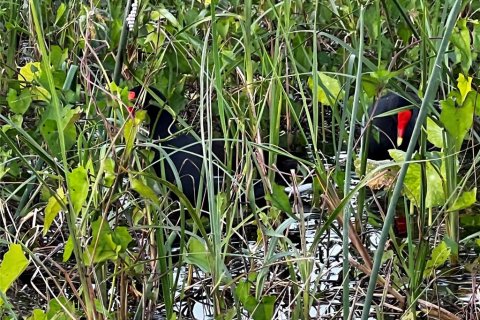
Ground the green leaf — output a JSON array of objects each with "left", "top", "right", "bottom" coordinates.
[
  {"left": 252, "top": 296, "right": 275, "bottom": 320},
  {"left": 131, "top": 178, "right": 159, "bottom": 205},
  {"left": 424, "top": 241, "right": 450, "bottom": 278},
  {"left": 67, "top": 166, "right": 89, "bottom": 214},
  {"left": 308, "top": 72, "right": 343, "bottom": 106},
  {"left": 398, "top": 22, "right": 413, "bottom": 43},
  {"left": 216, "top": 17, "right": 231, "bottom": 39},
  {"left": 83, "top": 217, "right": 132, "bottom": 265},
  {"left": 111, "top": 226, "right": 133, "bottom": 252},
  {"left": 63, "top": 234, "right": 74, "bottom": 262},
  {"left": 7, "top": 89, "right": 32, "bottom": 114},
  {"left": 26, "top": 309, "right": 47, "bottom": 320},
  {"left": 40, "top": 106, "right": 79, "bottom": 156},
  {"left": 426, "top": 118, "right": 444, "bottom": 149},
  {"left": 157, "top": 8, "right": 179, "bottom": 27},
  {"left": 235, "top": 280, "right": 252, "bottom": 305},
  {"left": 50, "top": 46, "right": 68, "bottom": 71},
  {"left": 185, "top": 238, "right": 212, "bottom": 273},
  {"left": 18, "top": 62, "right": 51, "bottom": 101},
  {"left": 449, "top": 188, "right": 477, "bottom": 211},
  {"left": 55, "top": 3, "right": 67, "bottom": 25},
  {"left": 84, "top": 217, "right": 117, "bottom": 265},
  {"left": 364, "top": 6, "right": 380, "bottom": 41},
  {"left": 390, "top": 150, "right": 445, "bottom": 208},
  {"left": 46, "top": 297, "right": 77, "bottom": 319},
  {"left": 440, "top": 96, "right": 474, "bottom": 152},
  {"left": 265, "top": 183, "right": 292, "bottom": 214},
  {"left": 0, "top": 244, "right": 30, "bottom": 293},
  {"left": 44, "top": 188, "right": 66, "bottom": 235},
  {"left": 457, "top": 74, "right": 472, "bottom": 103},
  {"left": 104, "top": 158, "right": 116, "bottom": 187},
  {"left": 451, "top": 19, "right": 472, "bottom": 73},
  {"left": 123, "top": 110, "right": 146, "bottom": 158},
  {"left": 18, "top": 62, "right": 41, "bottom": 84}
]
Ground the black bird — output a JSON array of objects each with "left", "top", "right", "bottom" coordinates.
[
  {"left": 129, "top": 86, "right": 308, "bottom": 209},
  {"left": 129, "top": 86, "right": 229, "bottom": 207},
  {"left": 367, "top": 93, "right": 419, "bottom": 160}
]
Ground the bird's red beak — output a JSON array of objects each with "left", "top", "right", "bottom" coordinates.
[
  {"left": 127, "top": 90, "right": 136, "bottom": 117},
  {"left": 397, "top": 110, "right": 412, "bottom": 146}
]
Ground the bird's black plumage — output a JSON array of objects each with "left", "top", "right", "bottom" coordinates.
[
  {"left": 130, "top": 86, "right": 228, "bottom": 206},
  {"left": 367, "top": 93, "right": 419, "bottom": 160},
  {"left": 130, "top": 86, "right": 306, "bottom": 209}
]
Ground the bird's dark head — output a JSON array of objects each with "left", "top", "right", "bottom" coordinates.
[{"left": 128, "top": 86, "right": 176, "bottom": 138}]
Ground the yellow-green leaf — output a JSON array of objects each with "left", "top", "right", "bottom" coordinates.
[
  {"left": 308, "top": 72, "right": 343, "bottom": 106},
  {"left": 457, "top": 74, "right": 472, "bottom": 103},
  {"left": 0, "top": 244, "right": 30, "bottom": 293},
  {"left": 131, "top": 178, "right": 159, "bottom": 205},
  {"left": 185, "top": 238, "right": 212, "bottom": 273},
  {"left": 44, "top": 188, "right": 66, "bottom": 235},
  {"left": 426, "top": 118, "right": 444, "bottom": 149},
  {"left": 424, "top": 241, "right": 450, "bottom": 278},
  {"left": 67, "top": 166, "right": 89, "bottom": 214},
  {"left": 449, "top": 188, "right": 477, "bottom": 211},
  {"left": 7, "top": 89, "right": 32, "bottom": 115},
  {"left": 63, "top": 234, "right": 74, "bottom": 262}
]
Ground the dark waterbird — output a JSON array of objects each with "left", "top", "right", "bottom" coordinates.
[
  {"left": 128, "top": 86, "right": 303, "bottom": 208},
  {"left": 367, "top": 92, "right": 419, "bottom": 160},
  {"left": 129, "top": 86, "right": 229, "bottom": 206}
]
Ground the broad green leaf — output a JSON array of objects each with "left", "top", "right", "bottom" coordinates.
[
  {"left": 390, "top": 150, "right": 445, "bottom": 208},
  {"left": 46, "top": 297, "right": 77, "bottom": 319},
  {"left": 50, "top": 46, "right": 68, "bottom": 70},
  {"left": 40, "top": 106, "right": 79, "bottom": 156},
  {"left": 84, "top": 217, "right": 117, "bottom": 265},
  {"left": 236, "top": 280, "right": 252, "bottom": 305},
  {"left": 251, "top": 296, "right": 275, "bottom": 320},
  {"left": 370, "top": 69, "right": 397, "bottom": 83},
  {"left": 216, "top": 17, "right": 231, "bottom": 39},
  {"left": 449, "top": 188, "right": 476, "bottom": 211},
  {"left": 398, "top": 22, "right": 413, "bottom": 44},
  {"left": 124, "top": 110, "right": 146, "bottom": 158},
  {"left": 104, "top": 158, "right": 116, "bottom": 187},
  {"left": 444, "top": 235, "right": 459, "bottom": 257},
  {"left": 424, "top": 241, "right": 450, "bottom": 278},
  {"left": 440, "top": 97, "right": 474, "bottom": 151},
  {"left": 0, "top": 244, "right": 29, "bottom": 293},
  {"left": 185, "top": 238, "right": 212, "bottom": 273},
  {"left": 83, "top": 217, "right": 131, "bottom": 265},
  {"left": 426, "top": 118, "right": 444, "bottom": 149},
  {"left": 18, "top": 62, "right": 41, "bottom": 84},
  {"left": 44, "top": 188, "right": 66, "bottom": 235},
  {"left": 308, "top": 72, "right": 343, "bottom": 106},
  {"left": 63, "top": 234, "right": 74, "bottom": 262},
  {"left": 111, "top": 226, "right": 133, "bottom": 252},
  {"left": 362, "top": 75, "right": 381, "bottom": 97},
  {"left": 0, "top": 148, "right": 12, "bottom": 180},
  {"left": 131, "top": 178, "right": 159, "bottom": 205},
  {"left": 26, "top": 309, "right": 47, "bottom": 320},
  {"left": 243, "top": 296, "right": 259, "bottom": 316},
  {"left": 18, "top": 62, "right": 50, "bottom": 101},
  {"left": 451, "top": 19, "right": 472, "bottom": 73},
  {"left": 265, "top": 183, "right": 292, "bottom": 214},
  {"left": 457, "top": 74, "right": 472, "bottom": 103},
  {"left": 67, "top": 166, "right": 89, "bottom": 214},
  {"left": 7, "top": 89, "right": 32, "bottom": 114}
]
